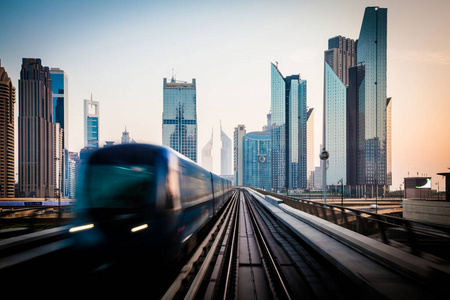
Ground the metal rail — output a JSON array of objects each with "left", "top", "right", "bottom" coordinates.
[{"left": 255, "top": 188, "right": 450, "bottom": 260}]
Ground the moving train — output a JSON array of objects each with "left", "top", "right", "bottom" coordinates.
[{"left": 70, "top": 143, "right": 233, "bottom": 263}]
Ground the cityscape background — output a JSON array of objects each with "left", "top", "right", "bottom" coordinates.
[{"left": 1, "top": 0, "right": 450, "bottom": 191}]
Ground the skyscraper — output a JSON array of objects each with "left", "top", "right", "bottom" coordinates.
[
  {"left": 220, "top": 122, "right": 232, "bottom": 176},
  {"left": 0, "top": 59, "right": 16, "bottom": 198},
  {"left": 306, "top": 108, "right": 315, "bottom": 190},
  {"left": 201, "top": 130, "right": 213, "bottom": 172},
  {"left": 121, "top": 127, "right": 130, "bottom": 144},
  {"left": 324, "top": 36, "right": 357, "bottom": 186},
  {"left": 49, "top": 68, "right": 69, "bottom": 198},
  {"left": 234, "top": 124, "right": 246, "bottom": 186},
  {"left": 162, "top": 77, "right": 197, "bottom": 162},
  {"left": 271, "top": 63, "right": 307, "bottom": 190},
  {"left": 357, "top": 7, "right": 388, "bottom": 191},
  {"left": 19, "top": 58, "right": 56, "bottom": 198},
  {"left": 386, "top": 97, "right": 392, "bottom": 188},
  {"left": 242, "top": 131, "right": 271, "bottom": 190},
  {"left": 84, "top": 97, "right": 99, "bottom": 149}
]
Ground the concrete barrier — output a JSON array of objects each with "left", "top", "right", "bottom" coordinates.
[{"left": 403, "top": 199, "right": 450, "bottom": 225}]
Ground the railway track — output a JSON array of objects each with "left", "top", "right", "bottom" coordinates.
[{"left": 162, "top": 189, "right": 363, "bottom": 299}]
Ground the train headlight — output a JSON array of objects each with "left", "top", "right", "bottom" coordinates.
[
  {"left": 131, "top": 224, "right": 148, "bottom": 233},
  {"left": 69, "top": 224, "right": 94, "bottom": 233}
]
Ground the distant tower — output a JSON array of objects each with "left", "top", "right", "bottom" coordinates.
[
  {"left": 201, "top": 129, "right": 213, "bottom": 172},
  {"left": 220, "top": 121, "right": 232, "bottom": 175},
  {"left": 19, "top": 58, "right": 56, "bottom": 198},
  {"left": 84, "top": 96, "right": 99, "bottom": 149},
  {"left": 0, "top": 59, "right": 16, "bottom": 197},
  {"left": 121, "top": 127, "right": 130, "bottom": 144},
  {"left": 234, "top": 124, "right": 246, "bottom": 186},
  {"left": 162, "top": 77, "right": 197, "bottom": 162}
]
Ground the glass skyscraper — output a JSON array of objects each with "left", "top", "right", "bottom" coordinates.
[
  {"left": 242, "top": 131, "right": 271, "bottom": 190},
  {"left": 220, "top": 122, "right": 232, "bottom": 176},
  {"left": 271, "top": 63, "right": 307, "bottom": 190},
  {"left": 162, "top": 77, "right": 197, "bottom": 162},
  {"left": 84, "top": 98, "right": 99, "bottom": 149},
  {"left": 357, "top": 7, "right": 387, "bottom": 188}
]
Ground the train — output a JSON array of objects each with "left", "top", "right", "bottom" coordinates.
[{"left": 70, "top": 143, "right": 233, "bottom": 263}]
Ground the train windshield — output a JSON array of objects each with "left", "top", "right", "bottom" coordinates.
[{"left": 84, "top": 164, "right": 155, "bottom": 209}]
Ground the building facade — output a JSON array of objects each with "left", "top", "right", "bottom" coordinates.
[
  {"left": 162, "top": 77, "right": 197, "bottom": 162},
  {"left": 19, "top": 58, "right": 57, "bottom": 198},
  {"left": 306, "top": 108, "right": 315, "bottom": 190},
  {"left": 84, "top": 97, "right": 99, "bottom": 149},
  {"left": 0, "top": 60, "right": 16, "bottom": 198},
  {"left": 356, "top": 7, "right": 388, "bottom": 192},
  {"left": 234, "top": 124, "right": 246, "bottom": 186},
  {"left": 201, "top": 130, "right": 213, "bottom": 172},
  {"left": 220, "top": 123, "right": 232, "bottom": 176},
  {"left": 49, "top": 68, "right": 69, "bottom": 198},
  {"left": 242, "top": 131, "right": 272, "bottom": 190},
  {"left": 271, "top": 63, "right": 307, "bottom": 191}
]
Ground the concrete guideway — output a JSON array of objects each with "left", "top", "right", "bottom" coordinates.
[{"left": 246, "top": 188, "right": 450, "bottom": 299}]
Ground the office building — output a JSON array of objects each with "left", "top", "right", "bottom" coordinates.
[
  {"left": 201, "top": 130, "right": 213, "bottom": 172},
  {"left": 84, "top": 97, "right": 99, "bottom": 149},
  {"left": 0, "top": 59, "right": 15, "bottom": 198},
  {"left": 18, "top": 58, "right": 57, "bottom": 197},
  {"left": 234, "top": 124, "right": 246, "bottom": 186},
  {"left": 121, "top": 127, "right": 130, "bottom": 144},
  {"left": 271, "top": 63, "right": 307, "bottom": 190},
  {"left": 386, "top": 97, "right": 392, "bottom": 187},
  {"left": 325, "top": 36, "right": 357, "bottom": 86},
  {"left": 49, "top": 68, "right": 69, "bottom": 198},
  {"left": 242, "top": 131, "right": 271, "bottom": 190},
  {"left": 162, "top": 77, "right": 197, "bottom": 162},
  {"left": 67, "top": 152, "right": 81, "bottom": 199},
  {"left": 220, "top": 122, "right": 232, "bottom": 176},
  {"left": 306, "top": 108, "right": 315, "bottom": 190},
  {"left": 356, "top": 7, "right": 388, "bottom": 192}
]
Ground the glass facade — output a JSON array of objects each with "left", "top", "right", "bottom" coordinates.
[
  {"left": 162, "top": 78, "right": 197, "bottom": 162},
  {"left": 242, "top": 131, "right": 271, "bottom": 190},
  {"left": 324, "top": 62, "right": 347, "bottom": 185},
  {"left": 271, "top": 63, "right": 307, "bottom": 190},
  {"left": 84, "top": 99, "right": 99, "bottom": 149},
  {"left": 357, "top": 7, "right": 387, "bottom": 186}
]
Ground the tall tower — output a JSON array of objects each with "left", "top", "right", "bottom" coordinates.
[
  {"left": 220, "top": 122, "right": 232, "bottom": 175},
  {"left": 306, "top": 108, "right": 315, "bottom": 190},
  {"left": 234, "top": 124, "right": 246, "bottom": 186},
  {"left": 121, "top": 127, "right": 130, "bottom": 144},
  {"left": 162, "top": 77, "right": 197, "bottom": 162},
  {"left": 19, "top": 58, "right": 56, "bottom": 198},
  {"left": 201, "top": 130, "right": 213, "bottom": 172},
  {"left": 357, "top": 7, "right": 388, "bottom": 191},
  {"left": 271, "top": 63, "right": 307, "bottom": 190},
  {"left": 84, "top": 97, "right": 99, "bottom": 149},
  {"left": 0, "top": 59, "right": 16, "bottom": 197},
  {"left": 49, "top": 68, "right": 68, "bottom": 198}
]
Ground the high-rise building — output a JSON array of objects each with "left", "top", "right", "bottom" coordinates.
[
  {"left": 271, "top": 63, "right": 307, "bottom": 190},
  {"left": 49, "top": 68, "right": 69, "bottom": 198},
  {"left": 386, "top": 97, "right": 392, "bottom": 188},
  {"left": 357, "top": 7, "right": 388, "bottom": 191},
  {"left": 67, "top": 151, "right": 80, "bottom": 199},
  {"left": 162, "top": 77, "right": 197, "bottom": 162},
  {"left": 242, "top": 131, "right": 271, "bottom": 190},
  {"left": 220, "top": 122, "right": 232, "bottom": 176},
  {"left": 19, "top": 58, "right": 57, "bottom": 198},
  {"left": 0, "top": 59, "right": 16, "bottom": 198},
  {"left": 325, "top": 36, "right": 357, "bottom": 86},
  {"left": 201, "top": 130, "right": 213, "bottom": 172},
  {"left": 306, "top": 108, "right": 315, "bottom": 190},
  {"left": 234, "top": 124, "right": 246, "bottom": 186},
  {"left": 121, "top": 127, "right": 130, "bottom": 144},
  {"left": 84, "top": 97, "right": 99, "bottom": 149}
]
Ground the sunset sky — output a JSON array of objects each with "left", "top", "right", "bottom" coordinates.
[{"left": 1, "top": 0, "right": 449, "bottom": 191}]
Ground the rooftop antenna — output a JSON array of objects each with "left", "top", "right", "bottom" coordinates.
[{"left": 275, "top": 61, "right": 279, "bottom": 68}]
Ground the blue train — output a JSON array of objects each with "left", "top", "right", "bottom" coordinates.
[{"left": 70, "top": 143, "right": 233, "bottom": 263}]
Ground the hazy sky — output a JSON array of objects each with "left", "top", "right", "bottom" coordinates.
[{"left": 1, "top": 0, "right": 449, "bottom": 190}]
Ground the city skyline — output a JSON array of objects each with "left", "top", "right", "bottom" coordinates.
[{"left": 1, "top": 0, "right": 449, "bottom": 190}]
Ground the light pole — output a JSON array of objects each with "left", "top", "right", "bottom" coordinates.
[
  {"left": 338, "top": 178, "right": 344, "bottom": 206},
  {"left": 436, "top": 182, "right": 440, "bottom": 200},
  {"left": 320, "top": 149, "right": 329, "bottom": 203}
]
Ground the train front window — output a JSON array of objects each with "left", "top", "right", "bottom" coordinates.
[{"left": 85, "top": 165, "right": 155, "bottom": 209}]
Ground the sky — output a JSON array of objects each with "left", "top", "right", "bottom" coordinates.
[{"left": 1, "top": 0, "right": 449, "bottom": 191}]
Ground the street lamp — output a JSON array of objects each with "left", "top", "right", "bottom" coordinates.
[
  {"left": 338, "top": 178, "right": 344, "bottom": 206},
  {"left": 320, "top": 148, "right": 329, "bottom": 203}
]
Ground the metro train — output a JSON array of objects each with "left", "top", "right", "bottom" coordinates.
[{"left": 70, "top": 143, "right": 233, "bottom": 263}]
